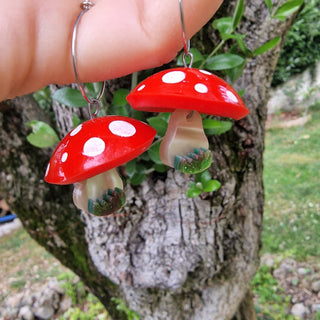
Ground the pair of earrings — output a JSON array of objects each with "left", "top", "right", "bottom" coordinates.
[{"left": 44, "top": 0, "right": 249, "bottom": 217}]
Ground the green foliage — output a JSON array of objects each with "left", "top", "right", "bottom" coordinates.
[
  {"left": 252, "top": 266, "right": 296, "bottom": 320},
  {"left": 61, "top": 281, "right": 78, "bottom": 305},
  {"left": 52, "top": 87, "right": 88, "bottom": 107},
  {"left": 26, "top": 120, "right": 59, "bottom": 148},
  {"left": 202, "top": 118, "right": 233, "bottom": 135},
  {"left": 253, "top": 36, "right": 281, "bottom": 56},
  {"left": 264, "top": 0, "right": 273, "bottom": 13},
  {"left": 111, "top": 298, "right": 140, "bottom": 320},
  {"left": 57, "top": 273, "right": 110, "bottom": 320},
  {"left": 58, "top": 272, "right": 84, "bottom": 305},
  {"left": 147, "top": 140, "right": 163, "bottom": 164},
  {"left": 205, "top": 53, "right": 245, "bottom": 71},
  {"left": 112, "top": 89, "right": 130, "bottom": 107},
  {"left": 107, "top": 88, "right": 144, "bottom": 120},
  {"left": 187, "top": 170, "right": 221, "bottom": 198},
  {"left": 147, "top": 117, "right": 168, "bottom": 137},
  {"left": 273, "top": 0, "right": 320, "bottom": 85},
  {"left": 232, "top": 0, "right": 245, "bottom": 30},
  {"left": 273, "top": 0, "right": 304, "bottom": 21},
  {"left": 125, "top": 159, "right": 147, "bottom": 186},
  {"left": 199, "top": 0, "right": 302, "bottom": 83},
  {"left": 177, "top": 48, "right": 205, "bottom": 68},
  {"left": 212, "top": 17, "right": 233, "bottom": 37},
  {"left": 33, "top": 87, "right": 52, "bottom": 111},
  {"left": 59, "top": 293, "right": 110, "bottom": 320},
  {"left": 52, "top": 83, "right": 105, "bottom": 108}
]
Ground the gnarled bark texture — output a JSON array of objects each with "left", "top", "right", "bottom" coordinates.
[{"left": 0, "top": 1, "right": 297, "bottom": 319}]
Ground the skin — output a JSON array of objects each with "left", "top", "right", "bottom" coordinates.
[{"left": 0, "top": 0, "right": 223, "bottom": 101}]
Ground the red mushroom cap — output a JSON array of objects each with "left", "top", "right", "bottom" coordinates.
[
  {"left": 45, "top": 116, "right": 156, "bottom": 185},
  {"left": 127, "top": 68, "right": 249, "bottom": 120}
]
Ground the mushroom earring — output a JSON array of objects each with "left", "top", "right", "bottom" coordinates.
[
  {"left": 44, "top": 1, "right": 156, "bottom": 216},
  {"left": 45, "top": 116, "right": 156, "bottom": 216},
  {"left": 127, "top": 0, "right": 249, "bottom": 174},
  {"left": 127, "top": 68, "right": 249, "bottom": 174}
]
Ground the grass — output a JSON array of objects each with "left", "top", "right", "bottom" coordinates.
[
  {"left": 252, "top": 266, "right": 295, "bottom": 320},
  {"left": 253, "top": 104, "right": 320, "bottom": 320},
  {"left": 262, "top": 104, "right": 320, "bottom": 259}
]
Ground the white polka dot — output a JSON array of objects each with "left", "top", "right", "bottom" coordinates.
[
  {"left": 220, "top": 86, "right": 238, "bottom": 103},
  {"left": 109, "top": 120, "right": 136, "bottom": 137},
  {"left": 137, "top": 84, "right": 146, "bottom": 91},
  {"left": 194, "top": 83, "right": 208, "bottom": 94},
  {"left": 200, "top": 70, "right": 212, "bottom": 76},
  {"left": 226, "top": 90, "right": 238, "bottom": 103},
  {"left": 83, "top": 137, "right": 105, "bottom": 157},
  {"left": 70, "top": 124, "right": 82, "bottom": 136},
  {"left": 162, "top": 71, "right": 186, "bottom": 84},
  {"left": 61, "top": 152, "right": 68, "bottom": 163},
  {"left": 45, "top": 164, "right": 50, "bottom": 177}
]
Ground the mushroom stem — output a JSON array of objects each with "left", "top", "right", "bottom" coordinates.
[
  {"left": 159, "top": 109, "right": 212, "bottom": 174},
  {"left": 73, "top": 168, "right": 126, "bottom": 216}
]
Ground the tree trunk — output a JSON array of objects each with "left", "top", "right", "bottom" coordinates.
[{"left": 0, "top": 1, "right": 297, "bottom": 319}]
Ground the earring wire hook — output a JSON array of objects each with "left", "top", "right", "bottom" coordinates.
[
  {"left": 72, "top": 0, "right": 105, "bottom": 118},
  {"left": 179, "top": 0, "right": 193, "bottom": 68}
]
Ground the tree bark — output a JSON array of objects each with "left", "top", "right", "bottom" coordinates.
[{"left": 0, "top": 1, "right": 298, "bottom": 319}]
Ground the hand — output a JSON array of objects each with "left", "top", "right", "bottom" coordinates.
[{"left": 0, "top": 0, "right": 223, "bottom": 101}]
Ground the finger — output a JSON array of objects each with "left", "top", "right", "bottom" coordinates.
[
  {"left": 1, "top": 0, "right": 223, "bottom": 100},
  {"left": 76, "top": 0, "right": 223, "bottom": 82}
]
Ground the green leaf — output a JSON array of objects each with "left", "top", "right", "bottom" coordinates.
[
  {"left": 234, "top": 33, "right": 249, "bottom": 54},
  {"left": 158, "top": 113, "right": 171, "bottom": 122},
  {"left": 212, "top": 17, "right": 233, "bottom": 35},
  {"left": 126, "top": 160, "right": 137, "bottom": 178},
  {"left": 177, "top": 48, "right": 204, "bottom": 67},
  {"left": 225, "top": 63, "right": 245, "bottom": 83},
  {"left": 139, "top": 151, "right": 150, "bottom": 162},
  {"left": 52, "top": 87, "right": 87, "bottom": 107},
  {"left": 195, "top": 182, "right": 204, "bottom": 190},
  {"left": 72, "top": 114, "right": 82, "bottom": 128},
  {"left": 264, "top": 0, "right": 273, "bottom": 13},
  {"left": 33, "top": 87, "right": 52, "bottom": 110},
  {"left": 153, "top": 163, "right": 167, "bottom": 173},
  {"left": 147, "top": 117, "right": 168, "bottom": 137},
  {"left": 108, "top": 105, "right": 130, "bottom": 117},
  {"left": 253, "top": 36, "right": 281, "bottom": 56},
  {"left": 205, "top": 53, "right": 245, "bottom": 71},
  {"left": 85, "top": 82, "right": 104, "bottom": 96},
  {"left": 147, "top": 140, "right": 163, "bottom": 165},
  {"left": 199, "top": 170, "right": 212, "bottom": 184},
  {"left": 237, "top": 88, "right": 246, "bottom": 97},
  {"left": 130, "top": 173, "right": 146, "bottom": 186},
  {"left": 26, "top": 121, "right": 59, "bottom": 148},
  {"left": 188, "top": 182, "right": 197, "bottom": 189},
  {"left": 203, "top": 118, "right": 233, "bottom": 135},
  {"left": 131, "top": 110, "right": 145, "bottom": 121},
  {"left": 187, "top": 185, "right": 202, "bottom": 198},
  {"left": 203, "top": 180, "right": 221, "bottom": 193},
  {"left": 84, "top": 82, "right": 95, "bottom": 94},
  {"left": 129, "top": 163, "right": 146, "bottom": 186},
  {"left": 273, "top": 0, "right": 303, "bottom": 21},
  {"left": 232, "top": 0, "right": 245, "bottom": 30},
  {"left": 112, "top": 89, "right": 130, "bottom": 106}
]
